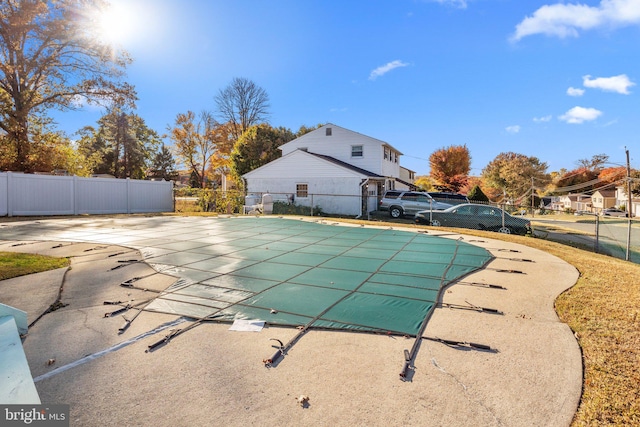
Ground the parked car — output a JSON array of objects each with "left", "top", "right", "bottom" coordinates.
[
  {"left": 415, "top": 203, "right": 532, "bottom": 235},
  {"left": 601, "top": 208, "right": 629, "bottom": 217},
  {"left": 379, "top": 191, "right": 452, "bottom": 218},
  {"left": 427, "top": 192, "right": 469, "bottom": 206}
]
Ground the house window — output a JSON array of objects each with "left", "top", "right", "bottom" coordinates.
[
  {"left": 384, "top": 147, "right": 389, "bottom": 160},
  {"left": 326, "top": 127, "right": 332, "bottom": 136},
  {"left": 296, "top": 183, "right": 308, "bottom": 198},
  {"left": 394, "top": 151, "right": 398, "bottom": 163},
  {"left": 351, "top": 145, "right": 363, "bottom": 157}
]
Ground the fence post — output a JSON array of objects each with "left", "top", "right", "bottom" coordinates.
[
  {"left": 310, "top": 194, "right": 314, "bottom": 216},
  {"left": 73, "top": 175, "right": 78, "bottom": 215},
  {"left": 6, "top": 172, "right": 12, "bottom": 217},
  {"left": 594, "top": 214, "right": 599, "bottom": 253},
  {"left": 126, "top": 178, "right": 131, "bottom": 214}
]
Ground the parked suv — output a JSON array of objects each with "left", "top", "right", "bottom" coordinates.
[
  {"left": 427, "top": 192, "right": 469, "bottom": 206},
  {"left": 379, "top": 191, "right": 452, "bottom": 218}
]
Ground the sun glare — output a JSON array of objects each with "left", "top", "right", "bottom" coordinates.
[{"left": 95, "top": 2, "right": 133, "bottom": 46}]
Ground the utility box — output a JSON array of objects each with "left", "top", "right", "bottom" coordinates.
[{"left": 262, "top": 193, "right": 273, "bottom": 214}]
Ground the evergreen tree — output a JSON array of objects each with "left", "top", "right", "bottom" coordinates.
[
  {"left": 467, "top": 185, "right": 490, "bottom": 202},
  {"left": 189, "top": 170, "right": 201, "bottom": 188},
  {"left": 148, "top": 144, "right": 178, "bottom": 181},
  {"left": 76, "top": 109, "right": 160, "bottom": 178}
]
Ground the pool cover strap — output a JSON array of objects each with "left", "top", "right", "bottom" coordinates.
[{"left": 400, "top": 239, "right": 461, "bottom": 380}]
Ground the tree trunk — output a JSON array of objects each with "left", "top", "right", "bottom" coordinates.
[{"left": 11, "top": 115, "right": 31, "bottom": 172}]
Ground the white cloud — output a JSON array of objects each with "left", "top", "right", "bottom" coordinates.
[
  {"left": 427, "top": 0, "right": 468, "bottom": 9},
  {"left": 559, "top": 106, "right": 603, "bottom": 124},
  {"left": 369, "top": 60, "right": 410, "bottom": 81},
  {"left": 583, "top": 74, "right": 635, "bottom": 94},
  {"left": 567, "top": 87, "right": 585, "bottom": 97},
  {"left": 511, "top": 0, "right": 640, "bottom": 42},
  {"left": 533, "top": 115, "right": 552, "bottom": 123},
  {"left": 506, "top": 125, "right": 521, "bottom": 134}
]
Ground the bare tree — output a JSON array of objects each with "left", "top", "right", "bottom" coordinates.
[
  {"left": 576, "top": 153, "right": 609, "bottom": 171},
  {"left": 0, "top": 0, "right": 136, "bottom": 172},
  {"left": 214, "top": 77, "right": 269, "bottom": 141}
]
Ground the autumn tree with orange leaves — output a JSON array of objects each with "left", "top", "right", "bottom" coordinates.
[
  {"left": 170, "top": 111, "right": 233, "bottom": 188},
  {"left": 428, "top": 145, "right": 471, "bottom": 193}
]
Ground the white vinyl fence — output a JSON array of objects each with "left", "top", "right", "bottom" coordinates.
[{"left": 0, "top": 172, "right": 173, "bottom": 217}]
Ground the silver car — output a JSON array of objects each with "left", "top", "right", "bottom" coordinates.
[
  {"left": 379, "top": 191, "right": 452, "bottom": 218},
  {"left": 601, "top": 208, "right": 628, "bottom": 217}
]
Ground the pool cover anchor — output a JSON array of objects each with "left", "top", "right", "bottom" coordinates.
[
  {"left": 400, "top": 336, "right": 496, "bottom": 379},
  {"left": 496, "top": 257, "right": 534, "bottom": 263},
  {"left": 104, "top": 304, "right": 131, "bottom": 318},
  {"left": 487, "top": 268, "right": 525, "bottom": 274},
  {"left": 120, "top": 277, "right": 141, "bottom": 288},
  {"left": 263, "top": 338, "right": 285, "bottom": 366},
  {"left": 117, "top": 299, "right": 156, "bottom": 334},
  {"left": 262, "top": 327, "right": 310, "bottom": 367},
  {"left": 422, "top": 336, "right": 494, "bottom": 351},
  {"left": 437, "top": 301, "right": 503, "bottom": 315},
  {"left": 145, "top": 313, "right": 225, "bottom": 352},
  {"left": 459, "top": 281, "right": 507, "bottom": 290}
]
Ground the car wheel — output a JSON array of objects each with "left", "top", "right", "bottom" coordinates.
[
  {"left": 430, "top": 219, "right": 442, "bottom": 227},
  {"left": 390, "top": 207, "right": 402, "bottom": 218},
  {"left": 498, "top": 227, "right": 512, "bottom": 234}
]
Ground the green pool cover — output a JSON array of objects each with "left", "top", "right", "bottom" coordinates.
[{"left": 145, "top": 217, "right": 493, "bottom": 336}]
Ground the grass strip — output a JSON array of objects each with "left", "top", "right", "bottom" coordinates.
[{"left": 0, "top": 252, "right": 70, "bottom": 281}]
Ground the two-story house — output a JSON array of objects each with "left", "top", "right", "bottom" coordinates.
[
  {"left": 242, "top": 124, "right": 409, "bottom": 216},
  {"left": 615, "top": 185, "right": 639, "bottom": 217},
  {"left": 553, "top": 193, "right": 592, "bottom": 213},
  {"left": 591, "top": 189, "right": 616, "bottom": 213}
]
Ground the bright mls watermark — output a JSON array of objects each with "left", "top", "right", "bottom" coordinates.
[{"left": 1, "top": 405, "right": 69, "bottom": 426}]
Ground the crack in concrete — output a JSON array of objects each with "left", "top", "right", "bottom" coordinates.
[{"left": 427, "top": 345, "right": 503, "bottom": 426}]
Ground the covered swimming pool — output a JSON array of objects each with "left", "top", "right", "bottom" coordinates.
[
  {"left": 137, "top": 217, "right": 494, "bottom": 336},
  {"left": 1, "top": 216, "right": 493, "bottom": 336}
]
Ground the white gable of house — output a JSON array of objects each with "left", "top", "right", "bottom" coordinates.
[
  {"left": 278, "top": 124, "right": 402, "bottom": 179},
  {"left": 243, "top": 149, "right": 370, "bottom": 180},
  {"left": 280, "top": 124, "right": 402, "bottom": 156}
]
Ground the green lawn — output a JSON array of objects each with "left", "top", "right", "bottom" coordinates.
[{"left": 0, "top": 252, "right": 69, "bottom": 281}]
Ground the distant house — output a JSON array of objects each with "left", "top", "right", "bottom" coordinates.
[
  {"left": 591, "top": 189, "right": 616, "bottom": 213},
  {"left": 242, "top": 124, "right": 408, "bottom": 216},
  {"left": 398, "top": 166, "right": 417, "bottom": 191},
  {"left": 615, "top": 185, "right": 640, "bottom": 217},
  {"left": 554, "top": 194, "right": 592, "bottom": 212}
]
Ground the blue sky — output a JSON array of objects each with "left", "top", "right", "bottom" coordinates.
[{"left": 55, "top": 0, "right": 640, "bottom": 176}]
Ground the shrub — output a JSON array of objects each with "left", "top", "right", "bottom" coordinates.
[
  {"left": 272, "top": 201, "right": 323, "bottom": 216},
  {"left": 198, "top": 189, "right": 244, "bottom": 213}
]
